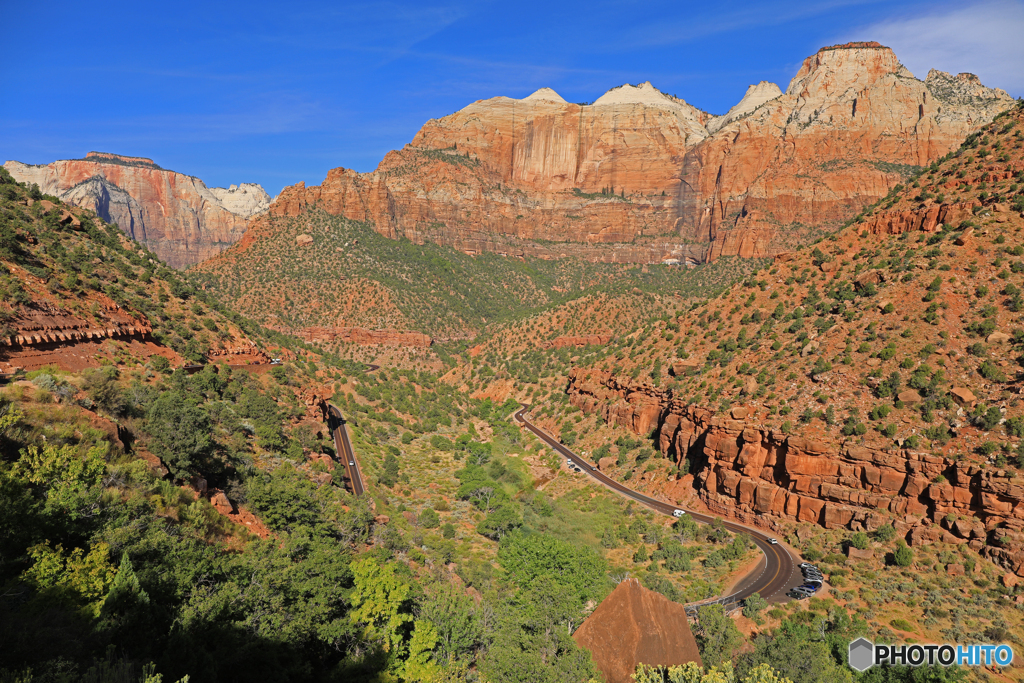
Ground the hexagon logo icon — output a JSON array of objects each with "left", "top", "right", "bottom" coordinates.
[{"left": 849, "top": 638, "right": 875, "bottom": 672}]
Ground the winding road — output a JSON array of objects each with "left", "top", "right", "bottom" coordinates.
[
  {"left": 513, "top": 405, "right": 805, "bottom": 605},
  {"left": 328, "top": 404, "right": 365, "bottom": 496},
  {"left": 325, "top": 363, "right": 377, "bottom": 496}
]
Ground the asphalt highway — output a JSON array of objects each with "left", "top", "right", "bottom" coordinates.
[
  {"left": 513, "top": 405, "right": 804, "bottom": 605},
  {"left": 328, "top": 404, "right": 365, "bottom": 496}
]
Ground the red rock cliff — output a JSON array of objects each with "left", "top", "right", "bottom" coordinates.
[
  {"left": 567, "top": 368, "right": 1024, "bottom": 578},
  {"left": 676, "top": 44, "right": 1014, "bottom": 260},
  {"left": 3, "top": 153, "right": 270, "bottom": 268},
  {"left": 265, "top": 45, "right": 1012, "bottom": 263}
]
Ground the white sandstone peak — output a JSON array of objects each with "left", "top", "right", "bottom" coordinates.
[
  {"left": 707, "top": 81, "right": 783, "bottom": 133},
  {"left": 522, "top": 87, "right": 567, "bottom": 103},
  {"left": 209, "top": 183, "right": 272, "bottom": 218}
]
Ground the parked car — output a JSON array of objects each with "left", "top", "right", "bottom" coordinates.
[
  {"left": 797, "top": 583, "right": 821, "bottom": 592},
  {"left": 791, "top": 586, "right": 816, "bottom": 597},
  {"left": 787, "top": 590, "right": 809, "bottom": 600},
  {"left": 799, "top": 563, "right": 818, "bottom": 569},
  {"left": 803, "top": 569, "right": 823, "bottom": 578}
]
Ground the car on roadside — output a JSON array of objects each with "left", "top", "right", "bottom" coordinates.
[
  {"left": 803, "top": 569, "right": 823, "bottom": 578},
  {"left": 799, "top": 562, "right": 817, "bottom": 569},
  {"left": 787, "top": 590, "right": 809, "bottom": 600},
  {"left": 797, "top": 583, "right": 821, "bottom": 592},
  {"left": 790, "top": 586, "right": 816, "bottom": 597}
]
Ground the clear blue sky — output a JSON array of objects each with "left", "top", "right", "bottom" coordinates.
[{"left": 2, "top": 0, "right": 1021, "bottom": 196}]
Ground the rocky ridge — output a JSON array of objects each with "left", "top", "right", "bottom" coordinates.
[
  {"left": 561, "top": 102, "right": 1024, "bottom": 576},
  {"left": 3, "top": 153, "right": 271, "bottom": 268},
  {"left": 265, "top": 43, "right": 1012, "bottom": 264},
  {"left": 567, "top": 369, "right": 1024, "bottom": 576}
]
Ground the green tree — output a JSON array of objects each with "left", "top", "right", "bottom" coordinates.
[
  {"left": 695, "top": 604, "right": 743, "bottom": 669},
  {"left": 349, "top": 556, "right": 414, "bottom": 656},
  {"left": 477, "top": 504, "right": 522, "bottom": 540},
  {"left": 420, "top": 582, "right": 483, "bottom": 663},
  {"left": 634, "top": 544, "right": 650, "bottom": 563},
  {"left": 743, "top": 593, "right": 768, "bottom": 624},
  {"left": 497, "top": 532, "right": 608, "bottom": 603},
  {"left": 404, "top": 619, "right": 440, "bottom": 682},
  {"left": 145, "top": 391, "right": 213, "bottom": 479}
]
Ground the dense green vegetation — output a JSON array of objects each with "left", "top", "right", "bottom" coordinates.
[{"left": 192, "top": 206, "right": 768, "bottom": 340}]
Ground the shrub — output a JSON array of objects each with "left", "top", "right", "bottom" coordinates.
[
  {"left": 893, "top": 542, "right": 914, "bottom": 567},
  {"left": 850, "top": 532, "right": 870, "bottom": 550},
  {"left": 419, "top": 508, "right": 440, "bottom": 529},
  {"left": 978, "top": 360, "right": 1006, "bottom": 382}
]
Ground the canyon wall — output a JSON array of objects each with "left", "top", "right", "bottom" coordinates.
[
  {"left": 566, "top": 368, "right": 1024, "bottom": 577},
  {"left": 3, "top": 153, "right": 270, "bottom": 268},
  {"left": 677, "top": 44, "right": 1014, "bottom": 260},
  {"left": 264, "top": 43, "right": 1012, "bottom": 264}
]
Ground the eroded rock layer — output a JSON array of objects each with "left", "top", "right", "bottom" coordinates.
[
  {"left": 266, "top": 43, "right": 1012, "bottom": 263},
  {"left": 567, "top": 368, "right": 1024, "bottom": 577},
  {"left": 3, "top": 153, "right": 270, "bottom": 268}
]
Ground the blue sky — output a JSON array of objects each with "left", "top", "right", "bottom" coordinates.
[{"left": 2, "top": 0, "right": 1021, "bottom": 196}]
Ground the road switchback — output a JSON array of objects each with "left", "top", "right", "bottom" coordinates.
[{"left": 514, "top": 405, "right": 805, "bottom": 605}]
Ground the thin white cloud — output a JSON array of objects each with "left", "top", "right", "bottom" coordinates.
[{"left": 850, "top": 0, "right": 1024, "bottom": 95}]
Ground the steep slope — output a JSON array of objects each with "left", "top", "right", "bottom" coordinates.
[
  {"left": 0, "top": 166, "right": 275, "bottom": 374},
  {"left": 266, "top": 43, "right": 1011, "bottom": 265},
  {"left": 559, "top": 102, "right": 1024, "bottom": 577},
  {"left": 573, "top": 578, "right": 702, "bottom": 683},
  {"left": 4, "top": 152, "right": 270, "bottom": 268},
  {"left": 191, "top": 204, "right": 767, "bottom": 343}
]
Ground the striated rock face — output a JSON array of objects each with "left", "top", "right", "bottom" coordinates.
[
  {"left": 567, "top": 368, "right": 1024, "bottom": 577},
  {"left": 264, "top": 44, "right": 1012, "bottom": 264},
  {"left": 676, "top": 43, "right": 1014, "bottom": 261},
  {"left": 573, "top": 578, "right": 701, "bottom": 683},
  {"left": 3, "top": 153, "right": 270, "bottom": 268},
  {"left": 266, "top": 83, "right": 707, "bottom": 263}
]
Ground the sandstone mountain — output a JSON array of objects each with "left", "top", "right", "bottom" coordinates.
[
  {"left": 3, "top": 152, "right": 271, "bottom": 268},
  {"left": 266, "top": 42, "right": 1012, "bottom": 264},
  {"left": 0, "top": 167, "right": 277, "bottom": 377},
  {"left": 552, "top": 102, "right": 1024, "bottom": 577}
]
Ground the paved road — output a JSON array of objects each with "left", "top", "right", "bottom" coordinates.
[
  {"left": 328, "top": 404, "right": 365, "bottom": 496},
  {"left": 513, "top": 406, "right": 804, "bottom": 605}
]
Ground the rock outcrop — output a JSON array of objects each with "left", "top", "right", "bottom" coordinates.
[
  {"left": 573, "top": 578, "right": 701, "bottom": 683},
  {"left": 3, "top": 153, "right": 271, "bottom": 268},
  {"left": 263, "top": 44, "right": 1012, "bottom": 264},
  {"left": 567, "top": 368, "right": 1024, "bottom": 577},
  {"left": 677, "top": 43, "right": 1014, "bottom": 261}
]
